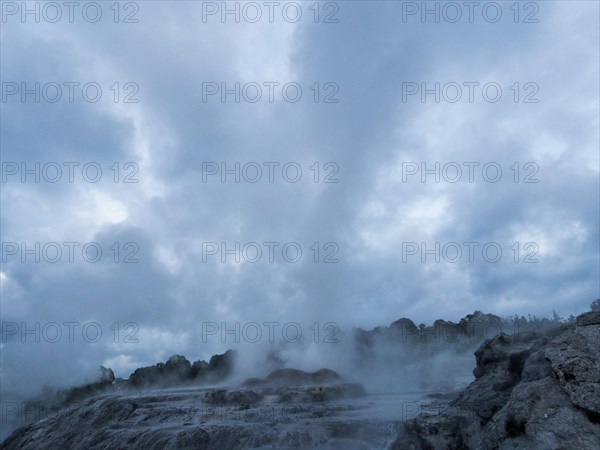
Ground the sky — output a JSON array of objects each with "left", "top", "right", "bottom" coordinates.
[{"left": 1, "top": 0, "right": 599, "bottom": 399}]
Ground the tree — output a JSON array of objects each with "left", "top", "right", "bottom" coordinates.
[
  {"left": 552, "top": 309, "right": 561, "bottom": 322},
  {"left": 591, "top": 299, "right": 600, "bottom": 312}
]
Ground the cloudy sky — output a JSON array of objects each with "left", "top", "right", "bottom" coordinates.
[{"left": 1, "top": 1, "right": 599, "bottom": 397}]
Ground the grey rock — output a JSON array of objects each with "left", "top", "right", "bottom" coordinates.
[
  {"left": 241, "top": 377, "right": 265, "bottom": 388},
  {"left": 258, "top": 367, "right": 342, "bottom": 386},
  {"left": 203, "top": 389, "right": 263, "bottom": 406},
  {"left": 521, "top": 351, "right": 553, "bottom": 382},
  {"left": 484, "top": 377, "right": 600, "bottom": 449},
  {"left": 577, "top": 311, "right": 600, "bottom": 327},
  {"left": 391, "top": 320, "right": 600, "bottom": 450},
  {"left": 129, "top": 351, "right": 236, "bottom": 388},
  {"left": 275, "top": 383, "right": 367, "bottom": 403},
  {"left": 545, "top": 324, "right": 600, "bottom": 414}
]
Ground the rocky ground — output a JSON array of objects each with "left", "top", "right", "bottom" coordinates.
[
  {"left": 391, "top": 311, "right": 600, "bottom": 449},
  {"left": 0, "top": 368, "right": 427, "bottom": 449},
  {"left": 2, "top": 308, "right": 598, "bottom": 449}
]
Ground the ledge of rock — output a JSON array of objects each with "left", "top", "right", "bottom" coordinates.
[
  {"left": 391, "top": 311, "right": 600, "bottom": 449},
  {"left": 227, "top": 368, "right": 366, "bottom": 404},
  {"left": 577, "top": 311, "right": 600, "bottom": 327}
]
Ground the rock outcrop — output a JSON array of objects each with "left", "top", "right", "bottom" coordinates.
[
  {"left": 263, "top": 367, "right": 342, "bottom": 386},
  {"left": 1, "top": 350, "right": 237, "bottom": 443},
  {"left": 545, "top": 319, "right": 600, "bottom": 416},
  {"left": 226, "top": 367, "right": 366, "bottom": 404},
  {"left": 129, "top": 350, "right": 236, "bottom": 387},
  {"left": 0, "top": 396, "right": 210, "bottom": 450},
  {"left": 203, "top": 389, "right": 264, "bottom": 406},
  {"left": 391, "top": 312, "right": 600, "bottom": 449},
  {"left": 1, "top": 368, "right": 369, "bottom": 450}
]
